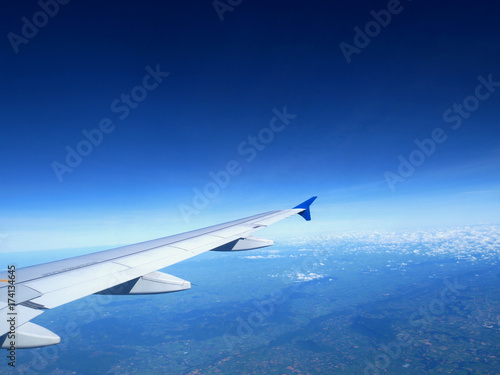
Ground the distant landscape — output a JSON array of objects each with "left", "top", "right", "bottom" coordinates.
[{"left": 4, "top": 225, "right": 499, "bottom": 374}]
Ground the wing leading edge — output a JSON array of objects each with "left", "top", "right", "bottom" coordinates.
[{"left": 0, "top": 197, "right": 317, "bottom": 349}]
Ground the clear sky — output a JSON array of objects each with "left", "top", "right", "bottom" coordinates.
[{"left": 1, "top": 0, "right": 499, "bottom": 254}]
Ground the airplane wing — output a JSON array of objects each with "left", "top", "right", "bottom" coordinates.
[{"left": 0, "top": 197, "right": 316, "bottom": 349}]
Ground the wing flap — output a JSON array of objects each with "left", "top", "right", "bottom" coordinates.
[
  {"left": 1, "top": 322, "right": 60, "bottom": 349},
  {"left": 23, "top": 262, "right": 130, "bottom": 295},
  {"left": 0, "top": 305, "right": 45, "bottom": 338},
  {"left": 0, "top": 285, "right": 42, "bottom": 305}
]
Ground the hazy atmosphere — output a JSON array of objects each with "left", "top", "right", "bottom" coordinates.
[
  {"left": 1, "top": 0, "right": 499, "bottom": 252},
  {"left": 1, "top": 1, "right": 499, "bottom": 374}
]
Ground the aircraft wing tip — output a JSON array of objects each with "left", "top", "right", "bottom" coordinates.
[{"left": 293, "top": 196, "right": 317, "bottom": 221}]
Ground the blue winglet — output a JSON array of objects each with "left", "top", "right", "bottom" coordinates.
[{"left": 293, "top": 196, "right": 317, "bottom": 221}]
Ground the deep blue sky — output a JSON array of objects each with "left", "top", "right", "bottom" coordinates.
[{"left": 1, "top": 0, "right": 499, "bottom": 253}]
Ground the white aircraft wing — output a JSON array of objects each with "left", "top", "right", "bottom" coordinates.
[{"left": 0, "top": 197, "right": 316, "bottom": 349}]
